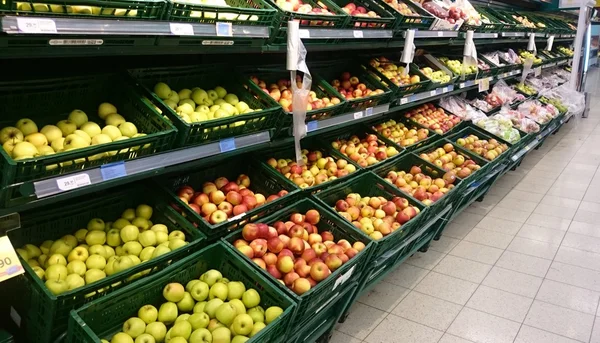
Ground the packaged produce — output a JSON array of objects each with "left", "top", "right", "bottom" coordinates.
[
  {"left": 490, "top": 80, "right": 525, "bottom": 104},
  {"left": 496, "top": 107, "right": 540, "bottom": 133},
  {"left": 472, "top": 110, "right": 522, "bottom": 142},
  {"left": 514, "top": 82, "right": 537, "bottom": 96},
  {"left": 439, "top": 96, "right": 473, "bottom": 120},
  {"left": 482, "top": 52, "right": 506, "bottom": 67},
  {"left": 517, "top": 100, "right": 555, "bottom": 124}
]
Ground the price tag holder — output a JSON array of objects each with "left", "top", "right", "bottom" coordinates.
[
  {"left": 353, "top": 112, "right": 363, "bottom": 120},
  {"left": 365, "top": 107, "right": 374, "bottom": 116},
  {"left": 100, "top": 161, "right": 127, "bottom": 181},
  {"left": 400, "top": 97, "right": 408, "bottom": 105},
  {"left": 333, "top": 265, "right": 356, "bottom": 290},
  {"left": 16, "top": 18, "right": 57, "bottom": 34},
  {"left": 353, "top": 30, "right": 363, "bottom": 38},
  {"left": 0, "top": 236, "right": 24, "bottom": 283},
  {"left": 478, "top": 78, "right": 490, "bottom": 92},
  {"left": 56, "top": 173, "right": 91, "bottom": 191},
  {"left": 459, "top": 83, "right": 466, "bottom": 89},
  {"left": 534, "top": 66, "right": 542, "bottom": 76},
  {"left": 442, "top": 87, "right": 449, "bottom": 93},
  {"left": 216, "top": 22, "right": 233, "bottom": 37},
  {"left": 170, "top": 23, "right": 194, "bottom": 36},
  {"left": 430, "top": 90, "right": 437, "bottom": 96},
  {"left": 437, "top": 31, "right": 443, "bottom": 37},
  {"left": 227, "top": 213, "right": 245, "bottom": 222},
  {"left": 299, "top": 29, "right": 310, "bottom": 39},
  {"left": 219, "top": 138, "right": 236, "bottom": 152},
  {"left": 306, "top": 121, "right": 318, "bottom": 132}
]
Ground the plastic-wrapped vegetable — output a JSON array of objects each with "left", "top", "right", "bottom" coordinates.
[
  {"left": 497, "top": 106, "right": 540, "bottom": 133},
  {"left": 472, "top": 109, "right": 521, "bottom": 143},
  {"left": 517, "top": 100, "right": 554, "bottom": 124}
]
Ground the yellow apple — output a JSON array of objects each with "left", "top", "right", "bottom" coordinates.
[
  {"left": 119, "top": 122, "right": 138, "bottom": 137},
  {"left": 91, "top": 134, "right": 112, "bottom": 145},
  {"left": 68, "top": 110, "right": 88, "bottom": 128},
  {"left": 12, "top": 142, "right": 38, "bottom": 159},
  {"left": 51, "top": 137, "right": 65, "bottom": 152},
  {"left": 40, "top": 125, "right": 62, "bottom": 143},
  {"left": 98, "top": 102, "right": 117, "bottom": 120},
  {"left": 16, "top": 118, "right": 38, "bottom": 136},
  {"left": 80, "top": 122, "right": 102, "bottom": 138},
  {"left": 64, "top": 134, "right": 89, "bottom": 150},
  {"left": 0, "top": 126, "right": 24, "bottom": 144},
  {"left": 57, "top": 120, "right": 77, "bottom": 137},
  {"left": 105, "top": 113, "right": 126, "bottom": 127}
]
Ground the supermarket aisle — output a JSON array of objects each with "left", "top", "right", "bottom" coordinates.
[{"left": 331, "top": 103, "right": 600, "bottom": 341}]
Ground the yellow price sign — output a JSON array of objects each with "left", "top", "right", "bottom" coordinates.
[{"left": 0, "top": 236, "right": 24, "bottom": 282}]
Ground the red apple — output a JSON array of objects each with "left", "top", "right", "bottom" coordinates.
[
  {"left": 289, "top": 225, "right": 305, "bottom": 238},
  {"left": 242, "top": 224, "right": 259, "bottom": 241},
  {"left": 310, "top": 261, "right": 331, "bottom": 282},
  {"left": 267, "top": 226, "right": 278, "bottom": 239},
  {"left": 209, "top": 210, "right": 227, "bottom": 224},
  {"left": 292, "top": 278, "right": 311, "bottom": 295},
  {"left": 264, "top": 252, "right": 278, "bottom": 266},
  {"left": 188, "top": 203, "right": 201, "bottom": 215},
  {"left": 325, "top": 254, "right": 343, "bottom": 271},
  {"left": 257, "top": 223, "right": 269, "bottom": 239},
  {"left": 250, "top": 239, "right": 268, "bottom": 258},
  {"left": 226, "top": 191, "right": 243, "bottom": 206},
  {"left": 209, "top": 190, "right": 226, "bottom": 205},
  {"left": 237, "top": 245, "right": 254, "bottom": 259},
  {"left": 201, "top": 203, "right": 217, "bottom": 217},
  {"left": 233, "top": 204, "right": 248, "bottom": 216},
  {"left": 308, "top": 233, "right": 323, "bottom": 245},
  {"left": 177, "top": 186, "right": 194, "bottom": 200},
  {"left": 217, "top": 202, "right": 233, "bottom": 216},
  {"left": 221, "top": 181, "right": 239, "bottom": 193},
  {"left": 202, "top": 182, "right": 217, "bottom": 194},
  {"left": 237, "top": 174, "right": 251, "bottom": 188},
  {"left": 312, "top": 243, "right": 327, "bottom": 256},
  {"left": 252, "top": 258, "right": 266, "bottom": 270},
  {"left": 276, "top": 255, "right": 294, "bottom": 274},
  {"left": 321, "top": 231, "right": 334, "bottom": 242},
  {"left": 301, "top": 248, "right": 317, "bottom": 262},
  {"left": 267, "top": 264, "right": 282, "bottom": 279},
  {"left": 242, "top": 196, "right": 258, "bottom": 210},
  {"left": 233, "top": 239, "right": 248, "bottom": 248},
  {"left": 284, "top": 272, "right": 300, "bottom": 287},
  {"left": 290, "top": 213, "right": 304, "bottom": 225},
  {"left": 278, "top": 248, "right": 294, "bottom": 259},
  {"left": 288, "top": 237, "right": 305, "bottom": 256},
  {"left": 267, "top": 237, "right": 285, "bottom": 253}
]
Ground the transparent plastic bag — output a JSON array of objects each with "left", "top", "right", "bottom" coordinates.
[{"left": 472, "top": 108, "right": 521, "bottom": 143}]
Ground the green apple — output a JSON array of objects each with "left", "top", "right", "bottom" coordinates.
[
  {"left": 204, "top": 298, "right": 224, "bottom": 319},
  {"left": 168, "top": 91, "right": 180, "bottom": 104},
  {"left": 113, "top": 218, "right": 131, "bottom": 230},
  {"left": 47, "top": 254, "right": 67, "bottom": 267},
  {"left": 154, "top": 82, "right": 171, "bottom": 100},
  {"left": 175, "top": 314, "right": 190, "bottom": 323},
  {"left": 64, "top": 134, "right": 89, "bottom": 150},
  {"left": 86, "top": 254, "right": 106, "bottom": 270},
  {"left": 73, "top": 130, "right": 91, "bottom": 144},
  {"left": 113, "top": 256, "right": 135, "bottom": 273},
  {"left": 179, "top": 99, "right": 195, "bottom": 108},
  {"left": 138, "top": 304, "right": 158, "bottom": 324},
  {"left": 188, "top": 312, "right": 210, "bottom": 330},
  {"left": 85, "top": 230, "right": 107, "bottom": 246},
  {"left": 32, "top": 266, "right": 45, "bottom": 280},
  {"left": 66, "top": 274, "right": 85, "bottom": 290},
  {"left": 68, "top": 110, "right": 88, "bottom": 128},
  {"left": 249, "top": 322, "right": 265, "bottom": 337},
  {"left": 224, "top": 94, "right": 239, "bottom": 106},
  {"left": 211, "top": 327, "right": 231, "bottom": 343},
  {"left": 102, "top": 125, "right": 122, "bottom": 141},
  {"left": 179, "top": 88, "right": 193, "bottom": 100},
  {"left": 89, "top": 244, "right": 107, "bottom": 258},
  {"left": 111, "top": 332, "right": 134, "bottom": 343},
  {"left": 169, "top": 338, "right": 187, "bottom": 343},
  {"left": 119, "top": 122, "right": 138, "bottom": 138},
  {"left": 228, "top": 299, "right": 246, "bottom": 316},
  {"left": 170, "top": 320, "right": 192, "bottom": 340},
  {"left": 163, "top": 282, "right": 185, "bottom": 302},
  {"left": 38, "top": 254, "right": 48, "bottom": 267},
  {"left": 133, "top": 333, "right": 155, "bottom": 343},
  {"left": 232, "top": 336, "right": 249, "bottom": 343},
  {"left": 74, "top": 229, "right": 88, "bottom": 243},
  {"left": 121, "top": 225, "right": 140, "bottom": 243},
  {"left": 105, "top": 257, "right": 116, "bottom": 276},
  {"left": 145, "top": 321, "right": 167, "bottom": 342},
  {"left": 46, "top": 264, "right": 68, "bottom": 281},
  {"left": 176, "top": 103, "right": 194, "bottom": 115},
  {"left": 139, "top": 247, "right": 155, "bottom": 262},
  {"left": 86, "top": 218, "right": 105, "bottom": 232},
  {"left": 11, "top": 141, "right": 37, "bottom": 159},
  {"left": 200, "top": 270, "right": 222, "bottom": 286},
  {"left": 85, "top": 268, "right": 106, "bottom": 284},
  {"left": 107, "top": 229, "right": 122, "bottom": 247},
  {"left": 242, "top": 289, "right": 260, "bottom": 309},
  {"left": 177, "top": 291, "right": 195, "bottom": 312},
  {"left": 214, "top": 87, "right": 227, "bottom": 99},
  {"left": 209, "top": 282, "right": 228, "bottom": 301},
  {"left": 51, "top": 137, "right": 65, "bottom": 152},
  {"left": 190, "top": 281, "right": 209, "bottom": 301},
  {"left": 152, "top": 245, "right": 170, "bottom": 258},
  {"left": 40, "top": 240, "right": 53, "bottom": 255},
  {"left": 207, "top": 90, "right": 219, "bottom": 101},
  {"left": 150, "top": 224, "right": 168, "bottom": 233},
  {"left": 67, "top": 247, "right": 89, "bottom": 262},
  {"left": 192, "top": 300, "right": 206, "bottom": 313},
  {"left": 16, "top": 248, "right": 29, "bottom": 261},
  {"left": 62, "top": 235, "right": 78, "bottom": 249},
  {"left": 155, "top": 232, "right": 169, "bottom": 245},
  {"left": 265, "top": 306, "right": 283, "bottom": 324},
  {"left": 189, "top": 328, "right": 212, "bottom": 343},
  {"left": 158, "top": 302, "right": 178, "bottom": 325},
  {"left": 168, "top": 239, "right": 187, "bottom": 251},
  {"left": 207, "top": 319, "right": 224, "bottom": 332},
  {"left": 123, "top": 241, "right": 143, "bottom": 257},
  {"left": 191, "top": 89, "right": 208, "bottom": 104},
  {"left": 186, "top": 279, "right": 200, "bottom": 292},
  {"left": 45, "top": 279, "right": 68, "bottom": 295},
  {"left": 231, "top": 314, "right": 253, "bottom": 336},
  {"left": 227, "top": 282, "right": 245, "bottom": 301},
  {"left": 57, "top": 120, "right": 77, "bottom": 137},
  {"left": 235, "top": 102, "right": 249, "bottom": 113},
  {"left": 123, "top": 317, "right": 146, "bottom": 339},
  {"left": 23, "top": 244, "right": 42, "bottom": 259},
  {"left": 91, "top": 133, "right": 112, "bottom": 145},
  {"left": 37, "top": 145, "right": 54, "bottom": 155},
  {"left": 104, "top": 245, "right": 115, "bottom": 258},
  {"left": 214, "top": 109, "right": 230, "bottom": 119},
  {"left": 132, "top": 217, "right": 150, "bottom": 231},
  {"left": 24, "top": 132, "right": 48, "bottom": 147},
  {"left": 49, "top": 239, "right": 71, "bottom": 257},
  {"left": 215, "top": 303, "right": 237, "bottom": 326},
  {"left": 0, "top": 126, "right": 24, "bottom": 144},
  {"left": 246, "top": 307, "right": 263, "bottom": 323},
  {"left": 41, "top": 125, "right": 64, "bottom": 143},
  {"left": 106, "top": 113, "right": 126, "bottom": 127},
  {"left": 67, "top": 260, "right": 87, "bottom": 276},
  {"left": 98, "top": 102, "right": 117, "bottom": 120},
  {"left": 121, "top": 208, "right": 136, "bottom": 221},
  {"left": 15, "top": 118, "right": 38, "bottom": 136},
  {"left": 129, "top": 255, "right": 141, "bottom": 265}
]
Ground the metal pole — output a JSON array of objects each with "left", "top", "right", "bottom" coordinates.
[{"left": 570, "top": 0, "right": 595, "bottom": 90}]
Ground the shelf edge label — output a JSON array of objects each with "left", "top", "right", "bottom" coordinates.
[
  {"left": 16, "top": 18, "right": 57, "bottom": 34},
  {"left": 56, "top": 173, "right": 91, "bottom": 191},
  {"left": 219, "top": 137, "right": 236, "bottom": 152},
  {"left": 216, "top": 22, "right": 233, "bottom": 37},
  {"left": 100, "top": 161, "right": 127, "bottom": 181},
  {"left": 170, "top": 23, "right": 194, "bottom": 36},
  {"left": 0, "top": 236, "right": 24, "bottom": 284}
]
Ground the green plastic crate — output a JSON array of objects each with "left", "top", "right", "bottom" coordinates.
[
  {"left": 68, "top": 242, "right": 295, "bottom": 343},
  {"left": 128, "top": 64, "right": 284, "bottom": 147},
  {"left": 6, "top": 184, "right": 206, "bottom": 343},
  {"left": 465, "top": 6, "right": 505, "bottom": 33},
  {"left": 223, "top": 198, "right": 373, "bottom": 329},
  {"left": 256, "top": 138, "right": 364, "bottom": 193},
  {"left": 370, "top": 114, "right": 442, "bottom": 152},
  {"left": 310, "top": 60, "right": 393, "bottom": 112},
  {"left": 329, "top": 0, "right": 396, "bottom": 30},
  {"left": 0, "top": 74, "right": 177, "bottom": 208},
  {"left": 0, "top": 0, "right": 166, "bottom": 19},
  {"left": 159, "top": 156, "right": 299, "bottom": 242},
  {"left": 313, "top": 172, "right": 427, "bottom": 261},
  {"left": 165, "top": 0, "right": 278, "bottom": 27},
  {"left": 445, "top": 124, "right": 514, "bottom": 166},
  {"left": 317, "top": 124, "right": 405, "bottom": 170},
  {"left": 365, "top": 57, "right": 431, "bottom": 98},
  {"left": 378, "top": 0, "right": 434, "bottom": 31},
  {"left": 413, "top": 56, "right": 458, "bottom": 91}
]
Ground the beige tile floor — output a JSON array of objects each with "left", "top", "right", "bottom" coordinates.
[{"left": 330, "top": 86, "right": 600, "bottom": 343}]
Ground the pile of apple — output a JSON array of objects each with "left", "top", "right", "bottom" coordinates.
[
  {"left": 419, "top": 143, "right": 482, "bottom": 178},
  {"left": 103, "top": 270, "right": 284, "bottom": 343},
  {"left": 17, "top": 204, "right": 189, "bottom": 295},
  {"left": 266, "top": 149, "right": 356, "bottom": 188},
  {"left": 382, "top": 0, "right": 420, "bottom": 17},
  {"left": 369, "top": 57, "right": 421, "bottom": 87},
  {"left": 419, "top": 67, "right": 451, "bottom": 84},
  {"left": 0, "top": 103, "right": 143, "bottom": 162},
  {"left": 456, "top": 134, "right": 508, "bottom": 161},
  {"left": 557, "top": 46, "right": 574, "bottom": 57},
  {"left": 153, "top": 82, "right": 261, "bottom": 125},
  {"left": 329, "top": 72, "right": 386, "bottom": 101},
  {"left": 249, "top": 75, "right": 342, "bottom": 113},
  {"left": 274, "top": 0, "right": 336, "bottom": 19},
  {"left": 341, "top": 3, "right": 384, "bottom": 28},
  {"left": 372, "top": 119, "right": 430, "bottom": 147},
  {"left": 330, "top": 133, "right": 400, "bottom": 167},
  {"left": 174, "top": 175, "right": 286, "bottom": 224},
  {"left": 333, "top": 193, "right": 420, "bottom": 240},
  {"left": 383, "top": 166, "right": 457, "bottom": 206},
  {"left": 404, "top": 103, "right": 461, "bottom": 135},
  {"left": 438, "top": 57, "right": 478, "bottom": 75},
  {"left": 518, "top": 50, "right": 542, "bottom": 65},
  {"left": 234, "top": 209, "right": 365, "bottom": 295}
]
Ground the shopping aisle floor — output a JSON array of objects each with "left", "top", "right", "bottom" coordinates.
[{"left": 331, "top": 91, "right": 600, "bottom": 342}]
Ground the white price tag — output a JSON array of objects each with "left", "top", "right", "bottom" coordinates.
[
  {"left": 0, "top": 236, "right": 24, "bottom": 283},
  {"left": 353, "top": 112, "right": 363, "bottom": 120},
  {"left": 170, "top": 23, "right": 194, "bottom": 36},
  {"left": 478, "top": 78, "right": 490, "bottom": 92},
  {"left": 442, "top": 87, "right": 449, "bottom": 93},
  {"left": 430, "top": 90, "right": 437, "bottom": 96},
  {"left": 365, "top": 107, "right": 373, "bottom": 116},
  {"left": 333, "top": 265, "right": 356, "bottom": 290},
  {"left": 353, "top": 30, "right": 363, "bottom": 38},
  {"left": 299, "top": 29, "right": 310, "bottom": 38},
  {"left": 459, "top": 83, "right": 465, "bottom": 88},
  {"left": 437, "top": 31, "right": 443, "bottom": 37},
  {"left": 17, "top": 18, "right": 57, "bottom": 34},
  {"left": 400, "top": 97, "right": 408, "bottom": 104},
  {"left": 227, "top": 213, "right": 245, "bottom": 222},
  {"left": 534, "top": 66, "right": 541, "bottom": 76},
  {"left": 216, "top": 22, "right": 233, "bottom": 37},
  {"left": 56, "top": 173, "right": 91, "bottom": 191}
]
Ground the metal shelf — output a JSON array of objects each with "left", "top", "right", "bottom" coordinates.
[
  {"left": 305, "top": 103, "right": 390, "bottom": 135},
  {"left": 299, "top": 28, "right": 393, "bottom": 39}
]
